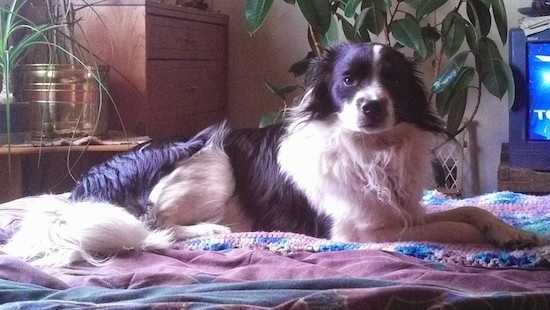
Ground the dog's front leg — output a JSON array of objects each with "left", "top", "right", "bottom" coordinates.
[
  {"left": 424, "top": 207, "right": 539, "bottom": 249},
  {"left": 365, "top": 221, "right": 487, "bottom": 245}
]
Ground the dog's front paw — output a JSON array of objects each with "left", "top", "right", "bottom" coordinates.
[
  {"left": 194, "top": 223, "right": 232, "bottom": 236},
  {"left": 485, "top": 220, "right": 539, "bottom": 249},
  {"left": 171, "top": 223, "right": 232, "bottom": 240}
]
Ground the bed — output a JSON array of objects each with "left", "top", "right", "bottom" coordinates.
[{"left": 1, "top": 190, "right": 550, "bottom": 309}]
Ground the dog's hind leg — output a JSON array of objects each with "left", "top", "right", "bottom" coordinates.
[
  {"left": 149, "top": 147, "right": 237, "bottom": 240},
  {"left": 169, "top": 223, "right": 231, "bottom": 239}
]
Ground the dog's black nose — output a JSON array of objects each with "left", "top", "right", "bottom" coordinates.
[{"left": 360, "top": 99, "right": 386, "bottom": 116}]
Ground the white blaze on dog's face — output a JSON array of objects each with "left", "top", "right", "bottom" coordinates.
[
  {"left": 338, "top": 82, "right": 395, "bottom": 134},
  {"left": 303, "top": 43, "right": 443, "bottom": 138},
  {"left": 333, "top": 44, "right": 396, "bottom": 134}
]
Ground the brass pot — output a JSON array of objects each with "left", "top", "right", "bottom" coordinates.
[{"left": 21, "top": 64, "right": 109, "bottom": 139}]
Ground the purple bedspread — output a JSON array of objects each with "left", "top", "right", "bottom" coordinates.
[
  {"left": 1, "top": 192, "right": 550, "bottom": 308},
  {"left": 1, "top": 249, "right": 550, "bottom": 309}
]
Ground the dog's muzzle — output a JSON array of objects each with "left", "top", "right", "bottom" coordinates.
[{"left": 358, "top": 98, "right": 388, "bottom": 128}]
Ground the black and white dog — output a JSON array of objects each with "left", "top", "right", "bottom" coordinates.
[{"left": 2, "top": 43, "right": 539, "bottom": 266}]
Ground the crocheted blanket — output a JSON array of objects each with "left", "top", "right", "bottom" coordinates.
[{"left": 179, "top": 191, "right": 550, "bottom": 268}]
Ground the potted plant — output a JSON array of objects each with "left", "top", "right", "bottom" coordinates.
[
  {"left": 0, "top": 0, "right": 58, "bottom": 147},
  {"left": 22, "top": 0, "right": 111, "bottom": 140},
  {"left": 245, "top": 0, "right": 514, "bottom": 195},
  {"left": 246, "top": 0, "right": 513, "bottom": 136}
]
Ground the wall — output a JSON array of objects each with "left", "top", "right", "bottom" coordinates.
[
  {"left": 212, "top": 0, "right": 310, "bottom": 127},
  {"left": 213, "top": 0, "right": 528, "bottom": 196},
  {"left": 458, "top": 0, "right": 525, "bottom": 196}
]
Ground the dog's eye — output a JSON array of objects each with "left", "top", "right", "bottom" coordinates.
[{"left": 343, "top": 76, "right": 356, "bottom": 86}]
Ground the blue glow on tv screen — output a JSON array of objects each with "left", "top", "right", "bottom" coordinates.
[{"left": 528, "top": 42, "right": 550, "bottom": 140}]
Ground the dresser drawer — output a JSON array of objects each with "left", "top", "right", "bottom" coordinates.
[
  {"left": 72, "top": 2, "right": 228, "bottom": 138},
  {"left": 147, "top": 60, "right": 226, "bottom": 136},
  {"left": 148, "top": 14, "right": 227, "bottom": 60}
]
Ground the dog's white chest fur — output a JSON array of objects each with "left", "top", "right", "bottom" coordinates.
[{"left": 278, "top": 120, "right": 433, "bottom": 241}]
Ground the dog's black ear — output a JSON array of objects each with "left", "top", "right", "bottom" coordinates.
[
  {"left": 304, "top": 43, "right": 352, "bottom": 87},
  {"left": 300, "top": 44, "right": 349, "bottom": 119},
  {"left": 405, "top": 59, "right": 452, "bottom": 138}
]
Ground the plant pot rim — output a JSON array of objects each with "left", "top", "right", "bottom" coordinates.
[
  {"left": 21, "top": 64, "right": 109, "bottom": 73},
  {"left": 0, "top": 101, "right": 28, "bottom": 105},
  {"left": 21, "top": 64, "right": 109, "bottom": 68}
]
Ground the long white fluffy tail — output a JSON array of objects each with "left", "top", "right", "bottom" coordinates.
[{"left": 1, "top": 195, "right": 173, "bottom": 267}]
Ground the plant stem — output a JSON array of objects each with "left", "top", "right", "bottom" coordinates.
[
  {"left": 308, "top": 25, "right": 323, "bottom": 56},
  {"left": 455, "top": 83, "right": 481, "bottom": 136},
  {"left": 385, "top": 1, "right": 403, "bottom": 46},
  {"left": 2, "top": 62, "right": 12, "bottom": 174}
]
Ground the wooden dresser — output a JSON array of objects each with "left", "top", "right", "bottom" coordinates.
[
  {"left": 2, "top": 2, "right": 229, "bottom": 201},
  {"left": 77, "top": 1, "right": 228, "bottom": 138}
]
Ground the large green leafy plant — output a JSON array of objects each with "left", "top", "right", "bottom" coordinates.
[{"left": 245, "top": 0, "right": 514, "bottom": 136}]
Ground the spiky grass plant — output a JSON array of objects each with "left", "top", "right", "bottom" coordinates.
[{"left": 0, "top": 0, "right": 59, "bottom": 157}]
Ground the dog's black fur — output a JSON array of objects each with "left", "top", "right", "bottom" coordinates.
[
  {"left": 70, "top": 43, "right": 448, "bottom": 238},
  {"left": 4, "top": 43, "right": 539, "bottom": 268}
]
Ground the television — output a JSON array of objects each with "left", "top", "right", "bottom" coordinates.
[{"left": 509, "top": 28, "right": 550, "bottom": 171}]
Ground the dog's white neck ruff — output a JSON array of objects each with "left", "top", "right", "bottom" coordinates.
[{"left": 278, "top": 115, "right": 434, "bottom": 242}]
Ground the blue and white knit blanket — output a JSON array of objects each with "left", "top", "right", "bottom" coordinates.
[{"left": 179, "top": 191, "right": 550, "bottom": 268}]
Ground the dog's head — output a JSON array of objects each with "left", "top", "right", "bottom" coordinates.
[{"left": 301, "top": 43, "right": 447, "bottom": 136}]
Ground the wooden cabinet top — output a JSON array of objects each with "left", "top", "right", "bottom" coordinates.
[{"left": 30, "top": 1, "right": 229, "bottom": 25}]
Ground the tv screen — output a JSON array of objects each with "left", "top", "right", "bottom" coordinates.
[
  {"left": 527, "top": 42, "right": 550, "bottom": 141},
  {"left": 509, "top": 28, "right": 550, "bottom": 171}
]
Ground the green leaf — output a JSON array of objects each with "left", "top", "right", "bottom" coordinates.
[
  {"left": 365, "top": 10, "right": 385, "bottom": 36},
  {"left": 365, "top": 0, "right": 388, "bottom": 35},
  {"left": 453, "top": 67, "right": 476, "bottom": 98},
  {"left": 376, "top": 0, "right": 391, "bottom": 12},
  {"left": 479, "top": 57, "right": 510, "bottom": 99},
  {"left": 259, "top": 111, "right": 284, "bottom": 128},
  {"left": 390, "top": 16, "right": 427, "bottom": 59},
  {"left": 404, "top": 0, "right": 423, "bottom": 8},
  {"left": 339, "top": 13, "right": 361, "bottom": 42},
  {"left": 477, "top": 0, "right": 491, "bottom": 6},
  {"left": 478, "top": 37, "right": 503, "bottom": 60},
  {"left": 344, "top": 0, "right": 363, "bottom": 18},
  {"left": 325, "top": 15, "right": 340, "bottom": 45},
  {"left": 501, "top": 59, "right": 516, "bottom": 109},
  {"left": 245, "top": 0, "right": 275, "bottom": 34},
  {"left": 441, "top": 11, "right": 466, "bottom": 57},
  {"left": 488, "top": 0, "right": 508, "bottom": 44},
  {"left": 316, "top": 15, "right": 340, "bottom": 46},
  {"left": 432, "top": 51, "right": 469, "bottom": 93},
  {"left": 342, "top": 10, "right": 370, "bottom": 43},
  {"left": 415, "top": 0, "right": 447, "bottom": 20},
  {"left": 288, "top": 52, "right": 315, "bottom": 76},
  {"left": 464, "top": 19, "right": 480, "bottom": 53},
  {"left": 435, "top": 67, "right": 475, "bottom": 118},
  {"left": 309, "top": 15, "right": 340, "bottom": 49},
  {"left": 297, "top": 0, "right": 333, "bottom": 34},
  {"left": 264, "top": 80, "right": 298, "bottom": 101},
  {"left": 355, "top": 8, "right": 370, "bottom": 39},
  {"left": 446, "top": 91, "right": 468, "bottom": 135},
  {"left": 466, "top": 0, "right": 491, "bottom": 37},
  {"left": 420, "top": 25, "right": 440, "bottom": 60},
  {"left": 435, "top": 85, "right": 452, "bottom": 116}
]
